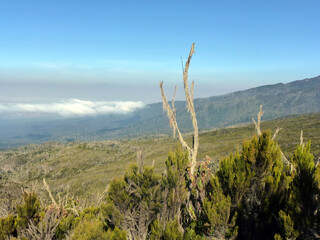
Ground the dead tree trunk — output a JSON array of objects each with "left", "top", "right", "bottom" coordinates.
[{"left": 159, "top": 43, "right": 199, "bottom": 175}]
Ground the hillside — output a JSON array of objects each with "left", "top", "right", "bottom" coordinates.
[
  {"left": 0, "top": 75, "right": 319, "bottom": 148},
  {"left": 1, "top": 112, "right": 320, "bottom": 202}
]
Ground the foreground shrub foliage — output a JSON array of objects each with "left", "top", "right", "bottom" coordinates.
[{"left": 1, "top": 131, "right": 320, "bottom": 239}]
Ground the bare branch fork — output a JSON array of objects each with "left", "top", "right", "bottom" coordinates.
[{"left": 159, "top": 43, "right": 199, "bottom": 175}]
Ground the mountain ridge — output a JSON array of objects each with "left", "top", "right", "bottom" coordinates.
[{"left": 0, "top": 75, "right": 319, "bottom": 148}]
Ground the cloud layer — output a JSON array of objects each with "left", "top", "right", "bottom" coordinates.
[{"left": 0, "top": 99, "right": 144, "bottom": 117}]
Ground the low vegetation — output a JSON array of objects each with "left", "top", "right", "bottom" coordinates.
[
  {"left": 1, "top": 112, "right": 319, "bottom": 206},
  {"left": 1, "top": 127, "right": 320, "bottom": 239}
]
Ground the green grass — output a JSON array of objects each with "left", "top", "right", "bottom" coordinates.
[{"left": 1, "top": 112, "right": 320, "bottom": 202}]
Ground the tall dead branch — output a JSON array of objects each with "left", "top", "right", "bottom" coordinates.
[{"left": 159, "top": 43, "right": 199, "bottom": 175}]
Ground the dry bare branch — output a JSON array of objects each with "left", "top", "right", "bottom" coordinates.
[
  {"left": 191, "top": 80, "right": 194, "bottom": 103},
  {"left": 70, "top": 200, "right": 79, "bottom": 217},
  {"left": 272, "top": 127, "right": 282, "bottom": 140},
  {"left": 160, "top": 43, "right": 199, "bottom": 174},
  {"left": 0, "top": 197, "right": 10, "bottom": 218},
  {"left": 97, "top": 184, "right": 110, "bottom": 205},
  {"left": 43, "top": 178, "right": 58, "bottom": 208},
  {"left": 252, "top": 104, "right": 264, "bottom": 136},
  {"left": 137, "top": 149, "right": 143, "bottom": 173},
  {"left": 22, "top": 210, "right": 59, "bottom": 240},
  {"left": 121, "top": 179, "right": 161, "bottom": 240},
  {"left": 300, "top": 130, "right": 304, "bottom": 146},
  {"left": 316, "top": 157, "right": 320, "bottom": 168},
  {"left": 281, "top": 152, "right": 295, "bottom": 174},
  {"left": 172, "top": 85, "right": 177, "bottom": 136},
  {"left": 160, "top": 82, "right": 191, "bottom": 153}
]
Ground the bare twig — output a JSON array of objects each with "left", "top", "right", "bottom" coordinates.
[
  {"left": 272, "top": 127, "right": 282, "bottom": 140},
  {"left": 70, "top": 200, "right": 79, "bottom": 217},
  {"left": 160, "top": 82, "right": 191, "bottom": 153},
  {"left": 97, "top": 184, "right": 110, "bottom": 205},
  {"left": 137, "top": 149, "right": 143, "bottom": 173},
  {"left": 43, "top": 178, "right": 58, "bottom": 208},
  {"left": 300, "top": 130, "right": 304, "bottom": 146}
]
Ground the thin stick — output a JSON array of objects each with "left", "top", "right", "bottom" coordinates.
[{"left": 43, "top": 178, "right": 58, "bottom": 208}]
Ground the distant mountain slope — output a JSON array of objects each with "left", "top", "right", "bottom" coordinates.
[
  {"left": 93, "top": 75, "right": 320, "bottom": 137},
  {"left": 0, "top": 75, "right": 319, "bottom": 148},
  {"left": 196, "top": 75, "right": 320, "bottom": 127}
]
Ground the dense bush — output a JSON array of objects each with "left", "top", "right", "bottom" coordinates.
[
  {"left": 218, "top": 132, "right": 290, "bottom": 239},
  {"left": 71, "top": 219, "right": 107, "bottom": 240},
  {"left": 284, "top": 141, "right": 320, "bottom": 239},
  {"left": 101, "top": 164, "right": 162, "bottom": 240},
  {"left": 16, "top": 191, "right": 41, "bottom": 230}
]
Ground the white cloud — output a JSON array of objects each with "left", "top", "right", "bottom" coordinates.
[{"left": 0, "top": 99, "right": 144, "bottom": 117}]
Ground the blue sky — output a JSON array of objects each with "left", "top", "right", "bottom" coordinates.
[{"left": 0, "top": 0, "right": 319, "bottom": 104}]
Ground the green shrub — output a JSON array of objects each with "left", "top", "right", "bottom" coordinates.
[
  {"left": 16, "top": 191, "right": 41, "bottom": 229},
  {"left": 162, "top": 147, "right": 189, "bottom": 226},
  {"left": 0, "top": 214, "right": 16, "bottom": 240},
  {"left": 277, "top": 210, "right": 299, "bottom": 240},
  {"left": 105, "top": 227, "right": 127, "bottom": 240},
  {"left": 56, "top": 214, "right": 76, "bottom": 240},
  {"left": 73, "top": 206, "right": 101, "bottom": 227},
  {"left": 183, "top": 223, "right": 205, "bottom": 240},
  {"left": 203, "top": 175, "right": 231, "bottom": 237},
  {"left": 238, "top": 132, "right": 289, "bottom": 239},
  {"left": 150, "top": 220, "right": 162, "bottom": 240},
  {"left": 286, "top": 141, "right": 319, "bottom": 237},
  {"left": 71, "top": 219, "right": 107, "bottom": 240},
  {"left": 274, "top": 233, "right": 283, "bottom": 240},
  {"left": 218, "top": 131, "right": 289, "bottom": 239},
  {"left": 218, "top": 150, "right": 251, "bottom": 207},
  {"left": 163, "top": 219, "right": 183, "bottom": 240},
  {"left": 102, "top": 163, "right": 162, "bottom": 240}
]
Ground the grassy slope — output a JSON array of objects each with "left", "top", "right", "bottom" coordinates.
[{"left": 1, "top": 112, "right": 320, "bottom": 201}]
